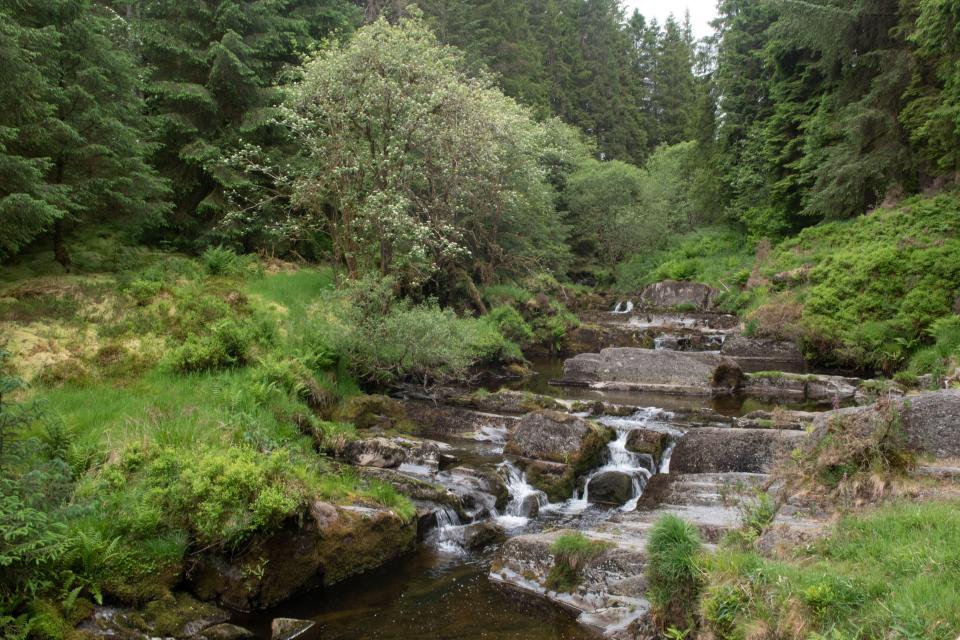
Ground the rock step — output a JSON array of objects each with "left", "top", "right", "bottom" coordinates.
[{"left": 491, "top": 472, "right": 767, "bottom": 636}]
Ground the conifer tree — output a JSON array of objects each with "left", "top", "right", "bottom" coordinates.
[{"left": 1, "top": 0, "right": 168, "bottom": 266}]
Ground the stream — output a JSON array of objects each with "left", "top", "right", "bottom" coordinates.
[{"left": 238, "top": 307, "right": 830, "bottom": 639}]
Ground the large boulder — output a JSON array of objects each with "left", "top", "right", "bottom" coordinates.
[
  {"left": 189, "top": 502, "right": 415, "bottom": 611},
  {"left": 460, "top": 521, "right": 507, "bottom": 550},
  {"left": 505, "top": 410, "right": 610, "bottom": 466},
  {"left": 559, "top": 348, "right": 744, "bottom": 395},
  {"left": 901, "top": 390, "right": 960, "bottom": 457},
  {"left": 625, "top": 429, "right": 670, "bottom": 464},
  {"left": 639, "top": 280, "right": 716, "bottom": 311},
  {"left": 587, "top": 471, "right": 635, "bottom": 506},
  {"left": 505, "top": 411, "right": 613, "bottom": 502},
  {"left": 720, "top": 335, "right": 807, "bottom": 374},
  {"left": 669, "top": 428, "right": 806, "bottom": 474},
  {"left": 813, "top": 390, "right": 960, "bottom": 458}
]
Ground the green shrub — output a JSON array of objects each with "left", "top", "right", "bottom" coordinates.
[
  {"left": 646, "top": 514, "right": 704, "bottom": 631},
  {"left": 330, "top": 276, "right": 521, "bottom": 384},
  {"left": 124, "top": 279, "right": 163, "bottom": 306},
  {"left": 167, "top": 320, "right": 254, "bottom": 373},
  {"left": 481, "top": 284, "right": 531, "bottom": 308},
  {"left": 487, "top": 305, "right": 534, "bottom": 343}
]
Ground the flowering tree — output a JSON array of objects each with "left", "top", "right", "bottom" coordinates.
[{"left": 282, "top": 14, "right": 570, "bottom": 290}]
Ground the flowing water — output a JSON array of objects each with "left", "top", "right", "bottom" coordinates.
[{"left": 240, "top": 306, "right": 825, "bottom": 638}]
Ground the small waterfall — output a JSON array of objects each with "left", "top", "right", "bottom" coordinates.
[
  {"left": 429, "top": 506, "right": 466, "bottom": 554},
  {"left": 498, "top": 462, "right": 548, "bottom": 528},
  {"left": 570, "top": 408, "right": 681, "bottom": 512},
  {"left": 611, "top": 300, "right": 634, "bottom": 314},
  {"left": 659, "top": 441, "right": 677, "bottom": 474}
]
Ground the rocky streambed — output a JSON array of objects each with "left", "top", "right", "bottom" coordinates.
[{"left": 83, "top": 293, "right": 960, "bottom": 640}]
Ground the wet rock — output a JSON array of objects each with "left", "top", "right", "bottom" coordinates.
[
  {"left": 271, "top": 618, "right": 314, "bottom": 640},
  {"left": 448, "top": 389, "right": 561, "bottom": 414},
  {"left": 200, "top": 623, "right": 255, "bottom": 640},
  {"left": 189, "top": 502, "right": 415, "bottom": 611},
  {"left": 524, "top": 459, "right": 578, "bottom": 503},
  {"left": 639, "top": 280, "right": 716, "bottom": 310},
  {"left": 669, "top": 428, "right": 806, "bottom": 474},
  {"left": 565, "top": 323, "right": 651, "bottom": 353},
  {"left": 339, "top": 436, "right": 441, "bottom": 473},
  {"left": 504, "top": 412, "right": 613, "bottom": 500},
  {"left": 461, "top": 521, "right": 507, "bottom": 550},
  {"left": 79, "top": 594, "right": 230, "bottom": 640},
  {"left": 742, "top": 372, "right": 859, "bottom": 404},
  {"left": 560, "top": 348, "right": 743, "bottom": 395},
  {"left": 625, "top": 429, "right": 669, "bottom": 464},
  {"left": 720, "top": 335, "right": 807, "bottom": 373},
  {"left": 439, "top": 466, "right": 509, "bottom": 515},
  {"left": 517, "top": 493, "right": 542, "bottom": 518},
  {"left": 587, "top": 471, "right": 635, "bottom": 506},
  {"left": 505, "top": 410, "right": 611, "bottom": 465},
  {"left": 399, "top": 400, "right": 516, "bottom": 438}
]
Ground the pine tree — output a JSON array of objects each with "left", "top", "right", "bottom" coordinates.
[
  {"left": 650, "top": 14, "right": 697, "bottom": 146},
  {"left": 2, "top": 0, "right": 169, "bottom": 266},
  {"left": 132, "top": 0, "right": 359, "bottom": 246},
  {"left": 0, "top": 11, "right": 60, "bottom": 258}
]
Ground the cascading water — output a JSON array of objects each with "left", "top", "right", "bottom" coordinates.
[
  {"left": 497, "top": 462, "right": 549, "bottom": 529},
  {"left": 611, "top": 300, "right": 634, "bottom": 314},
  {"left": 429, "top": 506, "right": 466, "bottom": 554},
  {"left": 566, "top": 408, "right": 683, "bottom": 512}
]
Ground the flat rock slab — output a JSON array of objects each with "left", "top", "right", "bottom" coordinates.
[
  {"left": 559, "top": 348, "right": 739, "bottom": 395},
  {"left": 669, "top": 428, "right": 806, "bottom": 474}
]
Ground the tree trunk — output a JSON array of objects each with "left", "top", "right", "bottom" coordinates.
[{"left": 53, "top": 218, "right": 71, "bottom": 272}]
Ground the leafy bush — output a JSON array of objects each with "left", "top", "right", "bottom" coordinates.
[
  {"left": 328, "top": 276, "right": 521, "bottom": 385},
  {"left": 909, "top": 315, "right": 960, "bottom": 378},
  {"left": 487, "top": 305, "right": 534, "bottom": 343},
  {"left": 616, "top": 227, "right": 753, "bottom": 293},
  {"left": 481, "top": 284, "right": 531, "bottom": 308},
  {"left": 646, "top": 514, "right": 704, "bottom": 631},
  {"left": 167, "top": 320, "right": 254, "bottom": 373}
]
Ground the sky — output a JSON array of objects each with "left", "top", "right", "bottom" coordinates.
[{"left": 621, "top": 0, "right": 718, "bottom": 39}]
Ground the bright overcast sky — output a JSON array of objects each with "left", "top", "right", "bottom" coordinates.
[{"left": 621, "top": 0, "right": 718, "bottom": 39}]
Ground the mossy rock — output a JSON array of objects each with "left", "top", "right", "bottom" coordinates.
[
  {"left": 625, "top": 429, "right": 669, "bottom": 463},
  {"left": 189, "top": 501, "right": 416, "bottom": 611},
  {"left": 334, "top": 394, "right": 415, "bottom": 432}
]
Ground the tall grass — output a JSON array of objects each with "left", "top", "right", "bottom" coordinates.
[
  {"left": 701, "top": 501, "right": 960, "bottom": 639},
  {"left": 646, "top": 514, "right": 704, "bottom": 632}
]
